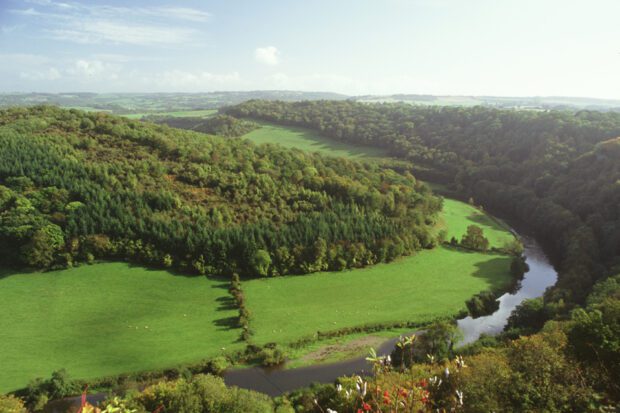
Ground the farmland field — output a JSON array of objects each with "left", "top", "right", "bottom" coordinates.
[
  {"left": 0, "top": 263, "right": 241, "bottom": 393},
  {"left": 242, "top": 121, "right": 390, "bottom": 159}
]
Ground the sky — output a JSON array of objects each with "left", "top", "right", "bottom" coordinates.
[{"left": 1, "top": 0, "right": 619, "bottom": 98}]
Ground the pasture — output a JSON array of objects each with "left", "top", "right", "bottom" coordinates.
[
  {"left": 440, "top": 198, "right": 515, "bottom": 248},
  {"left": 243, "top": 246, "right": 512, "bottom": 345},
  {"left": 0, "top": 263, "right": 241, "bottom": 393},
  {"left": 242, "top": 121, "right": 389, "bottom": 159}
]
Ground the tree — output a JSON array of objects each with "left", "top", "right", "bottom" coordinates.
[
  {"left": 505, "top": 297, "right": 548, "bottom": 334},
  {"left": 250, "top": 249, "right": 272, "bottom": 276},
  {"left": 461, "top": 225, "right": 489, "bottom": 251},
  {"left": 20, "top": 224, "right": 64, "bottom": 267},
  {"left": 393, "top": 321, "right": 462, "bottom": 366}
]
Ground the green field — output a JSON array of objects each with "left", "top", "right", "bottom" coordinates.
[
  {"left": 0, "top": 198, "right": 515, "bottom": 391},
  {"left": 0, "top": 263, "right": 241, "bottom": 393},
  {"left": 122, "top": 109, "right": 217, "bottom": 119},
  {"left": 440, "top": 199, "right": 515, "bottom": 248},
  {"left": 244, "top": 246, "right": 511, "bottom": 345},
  {"left": 242, "top": 121, "right": 390, "bottom": 159}
]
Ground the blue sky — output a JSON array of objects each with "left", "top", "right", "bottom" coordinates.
[{"left": 1, "top": 0, "right": 619, "bottom": 98}]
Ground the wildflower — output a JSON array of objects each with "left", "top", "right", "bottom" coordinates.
[
  {"left": 398, "top": 388, "right": 408, "bottom": 398},
  {"left": 327, "top": 409, "right": 338, "bottom": 413},
  {"left": 336, "top": 384, "right": 342, "bottom": 393},
  {"left": 382, "top": 390, "right": 391, "bottom": 404},
  {"left": 362, "top": 401, "right": 372, "bottom": 411},
  {"left": 456, "top": 390, "right": 464, "bottom": 406},
  {"left": 429, "top": 376, "right": 442, "bottom": 386},
  {"left": 444, "top": 367, "right": 450, "bottom": 377},
  {"left": 456, "top": 355, "right": 466, "bottom": 369},
  {"left": 362, "top": 381, "right": 367, "bottom": 397}
]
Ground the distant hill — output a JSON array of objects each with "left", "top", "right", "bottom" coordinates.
[
  {"left": 352, "top": 94, "right": 620, "bottom": 111},
  {"left": 0, "top": 91, "right": 349, "bottom": 114},
  {"left": 2, "top": 91, "right": 620, "bottom": 114}
]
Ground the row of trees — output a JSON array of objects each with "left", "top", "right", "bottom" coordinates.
[{"left": 0, "top": 106, "right": 441, "bottom": 277}]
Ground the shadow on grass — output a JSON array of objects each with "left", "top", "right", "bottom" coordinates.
[
  {"left": 465, "top": 212, "right": 507, "bottom": 233},
  {"left": 211, "top": 281, "right": 240, "bottom": 332},
  {"left": 470, "top": 255, "right": 513, "bottom": 293},
  {"left": 0, "top": 266, "right": 39, "bottom": 281}
]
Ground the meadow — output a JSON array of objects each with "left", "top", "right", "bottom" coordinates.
[
  {"left": 244, "top": 246, "right": 512, "bottom": 345},
  {"left": 440, "top": 198, "right": 515, "bottom": 248},
  {"left": 241, "top": 121, "right": 390, "bottom": 159},
  {"left": 0, "top": 117, "right": 517, "bottom": 392},
  {"left": 0, "top": 263, "right": 241, "bottom": 393},
  {"left": 240, "top": 124, "right": 515, "bottom": 349}
]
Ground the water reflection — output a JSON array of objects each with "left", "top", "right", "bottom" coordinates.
[{"left": 457, "top": 235, "right": 557, "bottom": 344}]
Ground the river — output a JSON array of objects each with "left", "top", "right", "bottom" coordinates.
[
  {"left": 45, "top": 234, "right": 557, "bottom": 409},
  {"left": 223, "top": 234, "right": 557, "bottom": 396}
]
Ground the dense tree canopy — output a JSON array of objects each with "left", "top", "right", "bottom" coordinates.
[
  {"left": 227, "top": 100, "right": 620, "bottom": 303},
  {"left": 146, "top": 114, "right": 260, "bottom": 137},
  {"left": 0, "top": 106, "right": 441, "bottom": 277}
]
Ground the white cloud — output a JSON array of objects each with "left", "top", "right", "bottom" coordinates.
[
  {"left": 13, "top": 2, "right": 211, "bottom": 46},
  {"left": 49, "top": 21, "right": 195, "bottom": 45},
  {"left": 67, "top": 59, "right": 121, "bottom": 81},
  {"left": 0, "top": 53, "right": 50, "bottom": 65},
  {"left": 149, "top": 70, "right": 242, "bottom": 91},
  {"left": 19, "top": 67, "right": 61, "bottom": 81},
  {"left": 266, "top": 72, "right": 362, "bottom": 94},
  {"left": 255, "top": 46, "right": 280, "bottom": 66},
  {"left": 10, "top": 8, "right": 43, "bottom": 16},
  {"left": 1, "top": 25, "right": 20, "bottom": 34},
  {"left": 156, "top": 7, "right": 211, "bottom": 23}
]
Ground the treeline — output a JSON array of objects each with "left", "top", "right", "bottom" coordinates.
[
  {"left": 226, "top": 100, "right": 620, "bottom": 304},
  {"left": 0, "top": 106, "right": 441, "bottom": 277},
  {"left": 145, "top": 114, "right": 260, "bottom": 137}
]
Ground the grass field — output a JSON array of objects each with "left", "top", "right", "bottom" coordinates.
[
  {"left": 440, "top": 199, "right": 515, "bottom": 248},
  {"left": 0, "top": 263, "right": 241, "bottom": 393},
  {"left": 242, "top": 121, "right": 390, "bottom": 159},
  {"left": 243, "top": 246, "right": 512, "bottom": 345},
  {"left": 122, "top": 109, "right": 217, "bottom": 119}
]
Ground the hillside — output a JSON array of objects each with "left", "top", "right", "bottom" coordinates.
[
  {"left": 226, "top": 100, "right": 620, "bottom": 302},
  {"left": 0, "top": 106, "right": 441, "bottom": 277}
]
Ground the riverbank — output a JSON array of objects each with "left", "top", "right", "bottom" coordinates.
[{"left": 223, "top": 233, "right": 557, "bottom": 395}]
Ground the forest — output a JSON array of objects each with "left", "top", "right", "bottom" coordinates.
[
  {"left": 226, "top": 100, "right": 620, "bottom": 306},
  {"left": 0, "top": 105, "right": 442, "bottom": 277},
  {"left": 2, "top": 102, "right": 619, "bottom": 412}
]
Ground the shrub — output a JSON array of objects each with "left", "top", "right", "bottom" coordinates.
[{"left": 0, "top": 394, "right": 27, "bottom": 413}]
